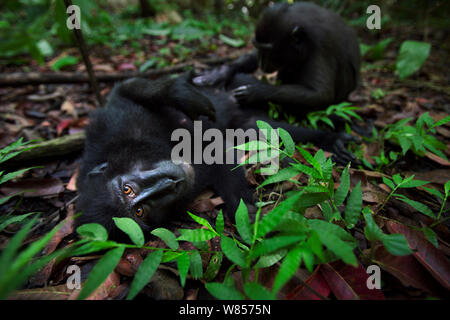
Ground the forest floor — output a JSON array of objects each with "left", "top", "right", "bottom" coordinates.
[{"left": 0, "top": 23, "right": 449, "bottom": 300}]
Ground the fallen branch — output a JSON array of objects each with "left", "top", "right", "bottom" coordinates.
[
  {"left": 5, "top": 132, "right": 85, "bottom": 167},
  {"left": 0, "top": 54, "right": 241, "bottom": 87}
]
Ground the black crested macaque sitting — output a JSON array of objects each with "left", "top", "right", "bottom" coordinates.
[
  {"left": 193, "top": 2, "right": 361, "bottom": 118},
  {"left": 76, "top": 73, "right": 357, "bottom": 239}
]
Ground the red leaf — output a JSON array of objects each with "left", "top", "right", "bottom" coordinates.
[
  {"left": 286, "top": 267, "right": 331, "bottom": 300},
  {"left": 424, "top": 152, "right": 450, "bottom": 166},
  {"left": 1, "top": 178, "right": 64, "bottom": 197},
  {"left": 117, "top": 63, "right": 136, "bottom": 71},
  {"left": 373, "top": 246, "right": 443, "bottom": 295},
  {"left": 57, "top": 119, "right": 73, "bottom": 136},
  {"left": 320, "top": 262, "right": 385, "bottom": 300},
  {"left": 386, "top": 221, "right": 450, "bottom": 290}
]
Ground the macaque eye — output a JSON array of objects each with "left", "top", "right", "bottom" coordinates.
[
  {"left": 136, "top": 206, "right": 144, "bottom": 217},
  {"left": 123, "top": 184, "right": 133, "bottom": 195}
]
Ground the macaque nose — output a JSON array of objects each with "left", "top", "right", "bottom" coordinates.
[{"left": 126, "top": 160, "right": 192, "bottom": 206}]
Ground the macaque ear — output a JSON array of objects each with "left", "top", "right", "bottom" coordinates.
[{"left": 88, "top": 162, "right": 108, "bottom": 177}]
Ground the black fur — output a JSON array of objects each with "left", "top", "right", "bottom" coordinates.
[
  {"left": 76, "top": 71, "right": 357, "bottom": 239},
  {"left": 193, "top": 2, "right": 361, "bottom": 117}
]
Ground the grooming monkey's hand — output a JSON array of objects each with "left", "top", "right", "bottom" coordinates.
[
  {"left": 192, "top": 65, "right": 232, "bottom": 87},
  {"left": 172, "top": 72, "right": 216, "bottom": 121},
  {"left": 320, "top": 132, "right": 361, "bottom": 166}
]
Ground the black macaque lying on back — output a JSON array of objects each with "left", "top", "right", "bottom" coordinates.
[
  {"left": 193, "top": 2, "right": 361, "bottom": 118},
  {"left": 76, "top": 73, "right": 357, "bottom": 240}
]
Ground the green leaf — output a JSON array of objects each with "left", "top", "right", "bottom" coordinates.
[
  {"left": 334, "top": 165, "right": 350, "bottom": 206},
  {"left": 382, "top": 177, "right": 395, "bottom": 190},
  {"left": 299, "top": 245, "right": 315, "bottom": 273},
  {"left": 139, "top": 59, "right": 157, "bottom": 72},
  {"left": 250, "top": 235, "right": 305, "bottom": 259},
  {"left": 272, "top": 246, "right": 302, "bottom": 293},
  {"left": 422, "top": 187, "right": 444, "bottom": 200},
  {"left": 308, "top": 220, "right": 357, "bottom": 266},
  {"left": 399, "top": 179, "right": 428, "bottom": 188},
  {"left": 0, "top": 167, "right": 36, "bottom": 185},
  {"left": 258, "top": 166, "right": 299, "bottom": 189},
  {"left": 297, "top": 192, "right": 330, "bottom": 208},
  {"left": 296, "top": 147, "right": 322, "bottom": 176},
  {"left": 78, "top": 246, "right": 125, "bottom": 300},
  {"left": 380, "top": 234, "right": 412, "bottom": 256},
  {"left": 51, "top": 55, "right": 78, "bottom": 71},
  {"left": 204, "top": 252, "right": 223, "bottom": 281},
  {"left": 421, "top": 227, "right": 438, "bottom": 248},
  {"left": 219, "top": 34, "right": 245, "bottom": 47},
  {"left": 235, "top": 199, "right": 252, "bottom": 244},
  {"left": 205, "top": 282, "right": 244, "bottom": 300},
  {"left": 291, "top": 163, "right": 322, "bottom": 179},
  {"left": 112, "top": 217, "right": 144, "bottom": 246},
  {"left": 243, "top": 282, "right": 274, "bottom": 300},
  {"left": 0, "top": 217, "right": 37, "bottom": 278},
  {"left": 395, "top": 196, "right": 436, "bottom": 219},
  {"left": 345, "top": 182, "right": 362, "bottom": 228},
  {"left": 431, "top": 115, "right": 450, "bottom": 128},
  {"left": 0, "top": 212, "right": 36, "bottom": 233},
  {"left": 216, "top": 210, "right": 224, "bottom": 235},
  {"left": 257, "top": 192, "right": 302, "bottom": 238},
  {"left": 189, "top": 250, "right": 203, "bottom": 279},
  {"left": 321, "top": 200, "right": 334, "bottom": 221},
  {"left": 445, "top": 180, "right": 450, "bottom": 196},
  {"left": 220, "top": 236, "right": 247, "bottom": 268},
  {"left": 234, "top": 140, "right": 269, "bottom": 151},
  {"left": 187, "top": 212, "right": 217, "bottom": 234},
  {"left": 151, "top": 228, "right": 178, "bottom": 250},
  {"left": 278, "top": 128, "right": 295, "bottom": 156},
  {"left": 127, "top": 249, "right": 163, "bottom": 300},
  {"left": 177, "top": 229, "right": 217, "bottom": 242},
  {"left": 177, "top": 251, "right": 190, "bottom": 287},
  {"left": 76, "top": 223, "right": 108, "bottom": 241},
  {"left": 253, "top": 250, "right": 287, "bottom": 269},
  {"left": 307, "top": 231, "right": 325, "bottom": 262},
  {"left": 395, "top": 40, "right": 431, "bottom": 79}
]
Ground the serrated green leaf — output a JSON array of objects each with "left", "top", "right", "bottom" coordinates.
[
  {"left": 278, "top": 128, "right": 295, "bottom": 156},
  {"left": 345, "top": 181, "right": 362, "bottom": 228},
  {"left": 421, "top": 227, "right": 438, "bottom": 248},
  {"left": 382, "top": 177, "right": 395, "bottom": 190},
  {"left": 204, "top": 252, "right": 223, "bottom": 281},
  {"left": 253, "top": 250, "right": 287, "bottom": 269},
  {"left": 257, "top": 192, "right": 302, "bottom": 238},
  {"left": 177, "top": 251, "right": 190, "bottom": 287},
  {"left": 78, "top": 246, "right": 125, "bottom": 300},
  {"left": 244, "top": 282, "right": 274, "bottom": 300},
  {"left": 177, "top": 229, "right": 217, "bottom": 242},
  {"left": 396, "top": 40, "right": 431, "bottom": 79},
  {"left": 272, "top": 246, "right": 302, "bottom": 293},
  {"left": 76, "top": 223, "right": 108, "bottom": 241},
  {"left": 113, "top": 217, "right": 144, "bottom": 246},
  {"left": 187, "top": 212, "right": 216, "bottom": 234},
  {"left": 258, "top": 166, "right": 299, "bottom": 189},
  {"left": 250, "top": 235, "right": 305, "bottom": 259},
  {"left": 215, "top": 210, "right": 224, "bottom": 235},
  {"left": 151, "top": 228, "right": 178, "bottom": 250},
  {"left": 380, "top": 234, "right": 412, "bottom": 256},
  {"left": 235, "top": 199, "right": 252, "bottom": 244},
  {"left": 335, "top": 165, "right": 350, "bottom": 206},
  {"left": 189, "top": 250, "right": 203, "bottom": 279},
  {"left": 205, "top": 282, "right": 245, "bottom": 300},
  {"left": 395, "top": 197, "right": 436, "bottom": 219},
  {"left": 127, "top": 249, "right": 162, "bottom": 300},
  {"left": 220, "top": 236, "right": 247, "bottom": 268}
]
